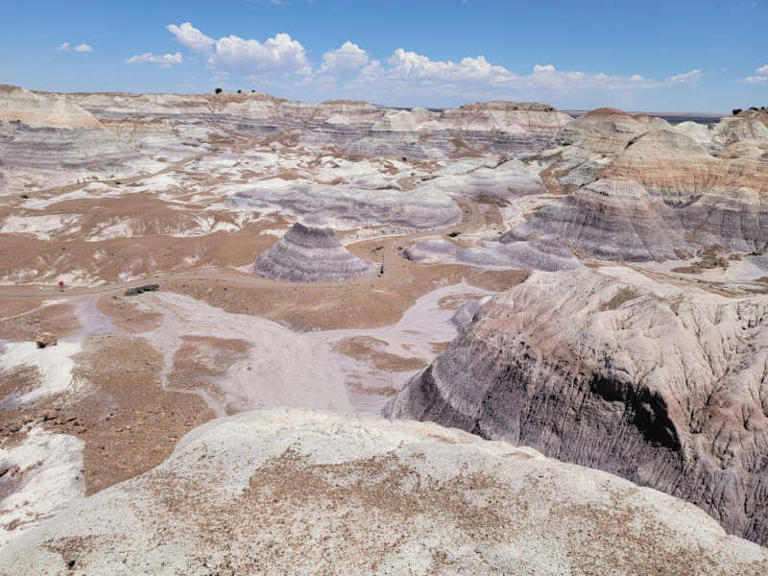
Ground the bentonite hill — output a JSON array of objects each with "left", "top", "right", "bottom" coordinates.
[
  {"left": 2, "top": 81, "right": 768, "bottom": 574},
  {"left": 254, "top": 222, "right": 377, "bottom": 282}
]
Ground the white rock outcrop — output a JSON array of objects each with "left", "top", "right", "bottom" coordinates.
[{"left": 2, "top": 409, "right": 766, "bottom": 575}]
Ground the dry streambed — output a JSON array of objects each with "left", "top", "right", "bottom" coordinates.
[{"left": 0, "top": 278, "right": 489, "bottom": 544}]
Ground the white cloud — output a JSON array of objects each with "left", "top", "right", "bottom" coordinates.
[
  {"left": 157, "top": 25, "right": 711, "bottom": 107},
  {"left": 166, "top": 23, "right": 307, "bottom": 73},
  {"left": 167, "top": 22, "right": 215, "bottom": 53},
  {"left": 320, "top": 41, "right": 371, "bottom": 75},
  {"left": 58, "top": 42, "right": 92, "bottom": 53},
  {"left": 209, "top": 33, "right": 308, "bottom": 73},
  {"left": 375, "top": 49, "right": 677, "bottom": 93},
  {"left": 386, "top": 49, "right": 513, "bottom": 83},
  {"left": 665, "top": 69, "right": 702, "bottom": 84},
  {"left": 125, "top": 52, "right": 183, "bottom": 67},
  {"left": 742, "top": 64, "right": 768, "bottom": 84},
  {"left": 317, "top": 47, "right": 712, "bottom": 107}
]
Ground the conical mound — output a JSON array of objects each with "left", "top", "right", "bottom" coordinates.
[{"left": 255, "top": 223, "right": 377, "bottom": 282}]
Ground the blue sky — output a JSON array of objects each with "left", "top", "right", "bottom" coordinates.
[{"left": 1, "top": 0, "right": 766, "bottom": 111}]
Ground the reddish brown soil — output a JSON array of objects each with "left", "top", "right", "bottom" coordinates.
[
  {"left": 62, "top": 335, "right": 214, "bottom": 495},
  {"left": 96, "top": 295, "right": 163, "bottom": 333},
  {"left": 0, "top": 300, "right": 80, "bottom": 342},
  {"left": 332, "top": 336, "right": 427, "bottom": 372},
  {"left": 168, "top": 336, "right": 252, "bottom": 415}
]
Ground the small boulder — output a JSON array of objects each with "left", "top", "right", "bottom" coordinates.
[{"left": 35, "top": 332, "right": 57, "bottom": 349}]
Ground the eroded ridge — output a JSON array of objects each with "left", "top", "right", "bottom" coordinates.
[{"left": 389, "top": 266, "right": 768, "bottom": 544}]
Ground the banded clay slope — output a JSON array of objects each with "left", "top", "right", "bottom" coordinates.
[
  {"left": 3, "top": 409, "right": 766, "bottom": 576},
  {"left": 0, "top": 85, "right": 148, "bottom": 196},
  {"left": 255, "top": 222, "right": 377, "bottom": 282},
  {"left": 0, "top": 84, "right": 101, "bottom": 129},
  {"left": 66, "top": 90, "right": 572, "bottom": 160},
  {"left": 506, "top": 107, "right": 768, "bottom": 261},
  {"left": 388, "top": 266, "right": 768, "bottom": 545},
  {"left": 0, "top": 85, "right": 573, "bottom": 285}
]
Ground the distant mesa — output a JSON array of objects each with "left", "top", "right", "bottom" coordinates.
[{"left": 254, "top": 222, "right": 377, "bottom": 283}]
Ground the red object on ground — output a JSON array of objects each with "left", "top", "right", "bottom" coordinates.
[{"left": 58, "top": 280, "right": 65, "bottom": 289}]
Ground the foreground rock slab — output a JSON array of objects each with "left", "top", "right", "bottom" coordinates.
[{"left": 2, "top": 409, "right": 766, "bottom": 575}]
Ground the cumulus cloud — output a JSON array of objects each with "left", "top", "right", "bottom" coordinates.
[
  {"left": 386, "top": 49, "right": 513, "bottom": 83},
  {"left": 156, "top": 24, "right": 710, "bottom": 106},
  {"left": 167, "top": 22, "right": 215, "bottom": 53},
  {"left": 361, "top": 48, "right": 694, "bottom": 93},
  {"left": 210, "top": 33, "right": 308, "bottom": 72},
  {"left": 320, "top": 41, "right": 371, "bottom": 75},
  {"left": 315, "top": 47, "right": 712, "bottom": 107},
  {"left": 375, "top": 50, "right": 694, "bottom": 95},
  {"left": 57, "top": 42, "right": 70, "bottom": 51},
  {"left": 166, "top": 23, "right": 308, "bottom": 73},
  {"left": 757, "top": 64, "right": 768, "bottom": 75},
  {"left": 125, "top": 52, "right": 183, "bottom": 67}
]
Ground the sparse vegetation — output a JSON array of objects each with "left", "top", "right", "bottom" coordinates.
[{"left": 599, "top": 286, "right": 640, "bottom": 311}]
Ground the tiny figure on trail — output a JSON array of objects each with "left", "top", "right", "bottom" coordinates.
[{"left": 58, "top": 280, "right": 65, "bottom": 290}]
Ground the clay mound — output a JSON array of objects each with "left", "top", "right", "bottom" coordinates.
[
  {"left": 0, "top": 85, "right": 101, "bottom": 129},
  {"left": 521, "top": 106, "right": 768, "bottom": 258},
  {"left": 255, "top": 222, "right": 377, "bottom": 282},
  {"left": 505, "top": 178, "right": 689, "bottom": 261},
  {"left": 388, "top": 266, "right": 768, "bottom": 546},
  {"left": 442, "top": 101, "right": 573, "bottom": 135},
  {"left": 718, "top": 109, "right": 768, "bottom": 145},
  {"left": 2, "top": 409, "right": 766, "bottom": 575},
  {"left": 549, "top": 107, "right": 670, "bottom": 154}
]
